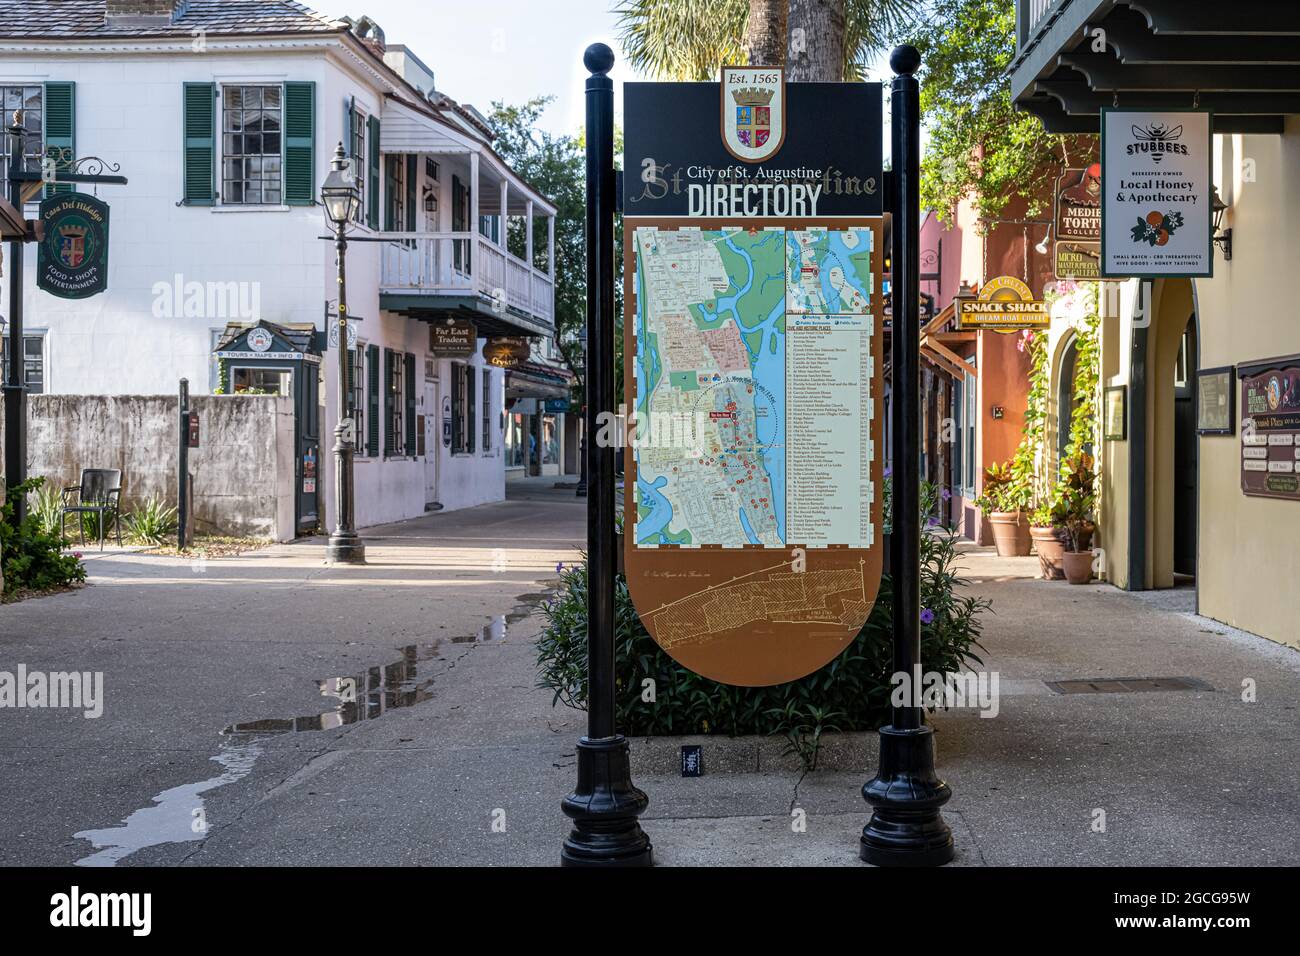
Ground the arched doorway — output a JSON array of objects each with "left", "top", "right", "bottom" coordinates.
[{"left": 1056, "top": 333, "right": 1078, "bottom": 472}]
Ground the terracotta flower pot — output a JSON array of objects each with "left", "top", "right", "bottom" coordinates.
[
  {"left": 989, "top": 511, "right": 1031, "bottom": 557},
  {"left": 1030, "top": 526, "right": 1065, "bottom": 579},
  {"left": 1061, "top": 550, "right": 1094, "bottom": 584}
]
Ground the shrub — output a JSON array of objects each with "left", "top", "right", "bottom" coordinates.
[
  {"left": 30, "top": 481, "right": 64, "bottom": 538},
  {"left": 125, "top": 495, "right": 178, "bottom": 546},
  {"left": 1, "top": 478, "right": 87, "bottom": 598},
  {"left": 536, "top": 484, "right": 989, "bottom": 766}
]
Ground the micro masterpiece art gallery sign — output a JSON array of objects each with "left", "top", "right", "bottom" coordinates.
[
  {"left": 37, "top": 193, "right": 111, "bottom": 299},
  {"left": 1101, "top": 109, "right": 1212, "bottom": 278},
  {"left": 622, "top": 68, "right": 884, "bottom": 687}
]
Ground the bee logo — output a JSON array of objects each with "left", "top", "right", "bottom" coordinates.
[{"left": 1128, "top": 123, "right": 1186, "bottom": 164}]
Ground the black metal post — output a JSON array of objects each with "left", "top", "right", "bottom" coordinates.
[
  {"left": 575, "top": 431, "right": 587, "bottom": 497},
  {"left": 178, "top": 378, "right": 190, "bottom": 548},
  {"left": 325, "top": 214, "right": 365, "bottom": 565},
  {"left": 3, "top": 114, "right": 27, "bottom": 521},
  {"left": 560, "top": 42, "right": 652, "bottom": 868},
  {"left": 860, "top": 46, "right": 955, "bottom": 867}
]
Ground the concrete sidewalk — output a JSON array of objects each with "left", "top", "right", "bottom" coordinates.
[{"left": 1, "top": 484, "right": 1297, "bottom": 866}]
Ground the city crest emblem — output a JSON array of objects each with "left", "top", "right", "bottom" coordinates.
[{"left": 721, "top": 66, "right": 786, "bottom": 163}]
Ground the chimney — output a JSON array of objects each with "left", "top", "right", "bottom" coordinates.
[{"left": 105, "top": 1, "right": 184, "bottom": 24}]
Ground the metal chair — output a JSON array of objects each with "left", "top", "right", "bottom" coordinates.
[{"left": 61, "top": 469, "right": 123, "bottom": 550}]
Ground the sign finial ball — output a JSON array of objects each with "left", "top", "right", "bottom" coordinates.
[
  {"left": 890, "top": 45, "right": 920, "bottom": 76},
  {"left": 584, "top": 43, "right": 615, "bottom": 76}
]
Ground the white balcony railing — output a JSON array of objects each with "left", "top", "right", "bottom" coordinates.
[{"left": 379, "top": 231, "right": 555, "bottom": 328}]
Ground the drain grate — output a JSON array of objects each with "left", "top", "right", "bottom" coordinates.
[{"left": 1046, "top": 676, "right": 1214, "bottom": 695}]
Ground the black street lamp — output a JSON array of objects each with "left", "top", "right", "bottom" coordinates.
[
  {"left": 3, "top": 111, "right": 29, "bottom": 524},
  {"left": 321, "top": 142, "right": 365, "bottom": 565}
]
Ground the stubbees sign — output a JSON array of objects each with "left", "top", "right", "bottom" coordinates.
[{"left": 956, "top": 276, "right": 1049, "bottom": 331}]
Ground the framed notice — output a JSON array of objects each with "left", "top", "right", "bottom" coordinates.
[
  {"left": 1238, "top": 356, "right": 1300, "bottom": 500},
  {"left": 1101, "top": 108, "right": 1213, "bottom": 278},
  {"left": 1196, "top": 365, "right": 1235, "bottom": 435},
  {"left": 1103, "top": 385, "right": 1127, "bottom": 441}
]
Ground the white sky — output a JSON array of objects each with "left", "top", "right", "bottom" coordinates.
[{"left": 317, "top": 0, "right": 900, "bottom": 150}]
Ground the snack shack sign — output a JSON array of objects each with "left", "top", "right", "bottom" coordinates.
[{"left": 37, "top": 193, "right": 111, "bottom": 299}]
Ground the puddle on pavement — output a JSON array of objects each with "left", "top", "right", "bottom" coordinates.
[
  {"left": 70, "top": 586, "right": 556, "bottom": 866},
  {"left": 74, "top": 740, "right": 262, "bottom": 867}
]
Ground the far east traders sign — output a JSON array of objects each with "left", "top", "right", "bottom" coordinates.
[
  {"left": 623, "top": 68, "right": 885, "bottom": 687},
  {"left": 37, "top": 194, "right": 110, "bottom": 299},
  {"left": 1101, "top": 109, "right": 1212, "bottom": 278}
]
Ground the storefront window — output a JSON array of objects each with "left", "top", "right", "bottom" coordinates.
[
  {"left": 232, "top": 367, "right": 290, "bottom": 395},
  {"left": 506, "top": 412, "right": 526, "bottom": 468},
  {"left": 542, "top": 413, "right": 559, "bottom": 465}
]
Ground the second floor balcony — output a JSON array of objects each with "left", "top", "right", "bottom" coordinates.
[{"left": 377, "top": 93, "right": 557, "bottom": 338}]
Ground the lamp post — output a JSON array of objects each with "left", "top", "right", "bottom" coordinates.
[
  {"left": 3, "top": 111, "right": 28, "bottom": 524},
  {"left": 860, "top": 46, "right": 955, "bottom": 867},
  {"left": 321, "top": 142, "right": 365, "bottom": 565}
]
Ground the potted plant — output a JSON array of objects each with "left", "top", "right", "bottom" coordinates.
[
  {"left": 975, "top": 461, "right": 1032, "bottom": 557},
  {"left": 1028, "top": 499, "right": 1065, "bottom": 580},
  {"left": 1058, "top": 452, "right": 1097, "bottom": 584}
]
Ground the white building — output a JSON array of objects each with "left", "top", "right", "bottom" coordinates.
[{"left": 0, "top": 0, "right": 567, "bottom": 533}]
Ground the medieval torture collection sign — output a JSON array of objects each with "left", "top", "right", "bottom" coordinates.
[{"left": 622, "top": 69, "right": 884, "bottom": 686}]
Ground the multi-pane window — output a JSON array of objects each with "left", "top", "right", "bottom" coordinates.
[
  {"left": 349, "top": 104, "right": 366, "bottom": 223},
  {"left": 481, "top": 369, "right": 492, "bottom": 452},
  {"left": 351, "top": 346, "right": 366, "bottom": 456},
  {"left": 222, "top": 85, "right": 282, "bottom": 205},
  {"left": 0, "top": 86, "right": 42, "bottom": 195},
  {"left": 388, "top": 350, "right": 405, "bottom": 454},
  {"left": 386, "top": 154, "right": 406, "bottom": 231},
  {"left": 0, "top": 334, "right": 45, "bottom": 394},
  {"left": 450, "top": 363, "right": 478, "bottom": 454}
]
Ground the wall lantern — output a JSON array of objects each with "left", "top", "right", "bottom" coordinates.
[
  {"left": 423, "top": 186, "right": 436, "bottom": 213},
  {"left": 1211, "top": 186, "right": 1232, "bottom": 261}
]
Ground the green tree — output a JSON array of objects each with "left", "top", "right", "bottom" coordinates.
[
  {"left": 616, "top": 0, "right": 920, "bottom": 81},
  {"left": 906, "top": 0, "right": 1095, "bottom": 221}
]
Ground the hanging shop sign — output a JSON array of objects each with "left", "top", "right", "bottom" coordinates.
[
  {"left": 956, "top": 276, "right": 1049, "bottom": 331},
  {"left": 36, "top": 193, "right": 110, "bottom": 299},
  {"left": 482, "top": 336, "right": 530, "bottom": 368},
  {"left": 430, "top": 318, "right": 477, "bottom": 356},
  {"left": 1101, "top": 109, "right": 1213, "bottom": 278},
  {"left": 1054, "top": 163, "right": 1102, "bottom": 280},
  {"left": 621, "top": 69, "right": 885, "bottom": 687},
  {"left": 1238, "top": 356, "right": 1300, "bottom": 501}
]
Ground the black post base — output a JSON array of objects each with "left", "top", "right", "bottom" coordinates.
[
  {"left": 325, "top": 534, "right": 366, "bottom": 565},
  {"left": 860, "top": 724, "right": 954, "bottom": 867},
  {"left": 561, "top": 735, "right": 652, "bottom": 867}
]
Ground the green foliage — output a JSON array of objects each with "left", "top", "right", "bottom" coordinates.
[
  {"left": 615, "top": 0, "right": 920, "bottom": 81},
  {"left": 30, "top": 482, "right": 64, "bottom": 538},
  {"left": 907, "top": 0, "right": 1095, "bottom": 222},
  {"left": 974, "top": 460, "right": 1030, "bottom": 513},
  {"left": 1, "top": 478, "right": 87, "bottom": 598},
  {"left": 536, "top": 484, "right": 989, "bottom": 768},
  {"left": 125, "top": 495, "right": 178, "bottom": 546}
]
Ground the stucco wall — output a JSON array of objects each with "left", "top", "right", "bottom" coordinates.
[
  {"left": 1191, "top": 123, "right": 1300, "bottom": 648},
  {"left": 1, "top": 394, "right": 295, "bottom": 540}
]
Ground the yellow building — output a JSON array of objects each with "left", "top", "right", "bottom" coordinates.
[{"left": 1011, "top": 0, "right": 1300, "bottom": 648}]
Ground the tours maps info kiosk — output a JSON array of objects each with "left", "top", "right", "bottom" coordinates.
[{"left": 622, "top": 68, "right": 885, "bottom": 687}]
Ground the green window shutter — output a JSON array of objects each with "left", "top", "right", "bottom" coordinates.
[
  {"left": 43, "top": 81, "right": 75, "bottom": 197},
  {"left": 405, "top": 154, "right": 417, "bottom": 231},
  {"left": 404, "top": 353, "right": 417, "bottom": 456},
  {"left": 182, "top": 82, "right": 216, "bottom": 205},
  {"left": 366, "top": 344, "right": 380, "bottom": 457},
  {"left": 383, "top": 348, "right": 395, "bottom": 456},
  {"left": 367, "top": 114, "right": 381, "bottom": 229},
  {"left": 283, "top": 81, "right": 315, "bottom": 205},
  {"left": 383, "top": 155, "right": 397, "bottom": 231},
  {"left": 466, "top": 365, "right": 476, "bottom": 454}
]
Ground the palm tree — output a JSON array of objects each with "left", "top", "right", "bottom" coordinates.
[{"left": 615, "top": 0, "right": 921, "bottom": 82}]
